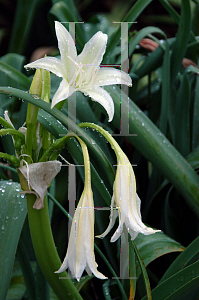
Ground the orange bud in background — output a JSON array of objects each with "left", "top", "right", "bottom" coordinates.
[
  {"left": 182, "top": 58, "right": 199, "bottom": 69},
  {"left": 139, "top": 38, "right": 199, "bottom": 69},
  {"left": 139, "top": 38, "right": 159, "bottom": 51}
]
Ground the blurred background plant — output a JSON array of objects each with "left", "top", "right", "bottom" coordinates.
[{"left": 0, "top": 0, "right": 199, "bottom": 299}]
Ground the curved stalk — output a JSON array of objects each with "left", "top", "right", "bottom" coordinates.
[{"left": 0, "top": 128, "right": 25, "bottom": 144}]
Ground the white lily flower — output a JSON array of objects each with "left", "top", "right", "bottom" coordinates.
[
  {"left": 55, "top": 137, "right": 106, "bottom": 281},
  {"left": 24, "top": 21, "right": 132, "bottom": 122},
  {"left": 56, "top": 185, "right": 107, "bottom": 281},
  {"left": 97, "top": 148, "right": 160, "bottom": 242}
]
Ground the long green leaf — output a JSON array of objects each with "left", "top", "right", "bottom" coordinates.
[
  {"left": 174, "top": 73, "right": 190, "bottom": 156},
  {"left": 159, "top": 0, "right": 195, "bottom": 42},
  {"left": 132, "top": 240, "right": 152, "bottom": 300},
  {"left": 129, "top": 239, "right": 137, "bottom": 299},
  {"left": 49, "top": 1, "right": 85, "bottom": 49},
  {"left": 0, "top": 181, "right": 27, "bottom": 300},
  {"left": 159, "top": 40, "right": 170, "bottom": 134},
  {"left": 159, "top": 236, "right": 199, "bottom": 284},
  {"left": 0, "top": 53, "right": 26, "bottom": 113},
  {"left": 170, "top": 0, "right": 191, "bottom": 83},
  {"left": 192, "top": 71, "right": 199, "bottom": 149},
  {"left": 103, "top": 0, "right": 153, "bottom": 63},
  {"left": 8, "top": 0, "right": 45, "bottom": 54},
  {"left": 134, "top": 231, "right": 184, "bottom": 278},
  {"left": 16, "top": 239, "right": 36, "bottom": 300},
  {"left": 141, "top": 261, "right": 199, "bottom": 300},
  {"left": 164, "top": 277, "right": 199, "bottom": 300},
  {"left": 0, "top": 61, "right": 30, "bottom": 89}
]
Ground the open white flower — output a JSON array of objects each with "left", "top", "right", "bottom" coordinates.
[
  {"left": 24, "top": 21, "right": 132, "bottom": 122},
  {"left": 97, "top": 148, "right": 160, "bottom": 242},
  {"left": 55, "top": 136, "right": 106, "bottom": 280}
]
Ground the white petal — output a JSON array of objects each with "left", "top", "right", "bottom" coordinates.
[
  {"left": 133, "top": 195, "right": 161, "bottom": 235},
  {"left": 118, "top": 158, "right": 145, "bottom": 232},
  {"left": 95, "top": 67, "right": 132, "bottom": 87},
  {"left": 25, "top": 57, "right": 65, "bottom": 78},
  {"left": 76, "top": 31, "right": 107, "bottom": 68},
  {"left": 56, "top": 187, "right": 106, "bottom": 281},
  {"left": 55, "top": 200, "right": 84, "bottom": 277},
  {"left": 83, "top": 87, "right": 114, "bottom": 122},
  {"left": 87, "top": 262, "right": 107, "bottom": 280},
  {"left": 128, "top": 227, "right": 139, "bottom": 240},
  {"left": 96, "top": 192, "right": 118, "bottom": 239},
  {"left": 51, "top": 79, "right": 75, "bottom": 108},
  {"left": 55, "top": 22, "right": 77, "bottom": 80},
  {"left": 83, "top": 196, "right": 107, "bottom": 279},
  {"left": 110, "top": 220, "right": 124, "bottom": 242},
  {"left": 4, "top": 110, "right": 14, "bottom": 128}
]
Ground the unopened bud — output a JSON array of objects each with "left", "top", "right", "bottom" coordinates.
[{"left": 139, "top": 38, "right": 159, "bottom": 52}]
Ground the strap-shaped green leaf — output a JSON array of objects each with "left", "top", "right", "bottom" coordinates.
[
  {"left": 0, "top": 181, "right": 27, "bottom": 300},
  {"left": 132, "top": 240, "right": 152, "bottom": 300},
  {"left": 134, "top": 231, "right": 184, "bottom": 278},
  {"left": 0, "top": 61, "right": 30, "bottom": 89},
  {"left": 159, "top": 236, "right": 199, "bottom": 284},
  {"left": 103, "top": 0, "right": 153, "bottom": 63},
  {"left": 49, "top": 1, "right": 85, "bottom": 49},
  {"left": 141, "top": 260, "right": 199, "bottom": 300},
  {"left": 170, "top": 0, "right": 191, "bottom": 83}
]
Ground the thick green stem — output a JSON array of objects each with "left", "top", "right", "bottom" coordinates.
[
  {"left": 0, "top": 128, "right": 25, "bottom": 143},
  {"left": 26, "top": 193, "right": 83, "bottom": 300},
  {"left": 25, "top": 124, "right": 34, "bottom": 163},
  {"left": 0, "top": 152, "right": 20, "bottom": 167},
  {"left": 25, "top": 69, "right": 42, "bottom": 163}
]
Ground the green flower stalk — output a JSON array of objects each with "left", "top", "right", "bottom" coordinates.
[{"left": 26, "top": 69, "right": 42, "bottom": 163}]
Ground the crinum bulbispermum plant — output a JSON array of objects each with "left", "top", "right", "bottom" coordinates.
[
  {"left": 23, "top": 24, "right": 159, "bottom": 282},
  {"left": 0, "top": 19, "right": 160, "bottom": 300}
]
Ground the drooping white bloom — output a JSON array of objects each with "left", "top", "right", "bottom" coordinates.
[
  {"left": 55, "top": 136, "right": 106, "bottom": 280},
  {"left": 24, "top": 21, "right": 132, "bottom": 122},
  {"left": 97, "top": 149, "right": 161, "bottom": 242},
  {"left": 55, "top": 184, "right": 106, "bottom": 281}
]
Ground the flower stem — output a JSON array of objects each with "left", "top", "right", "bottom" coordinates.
[
  {"left": 78, "top": 123, "right": 120, "bottom": 159},
  {"left": 26, "top": 193, "right": 83, "bottom": 300}
]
